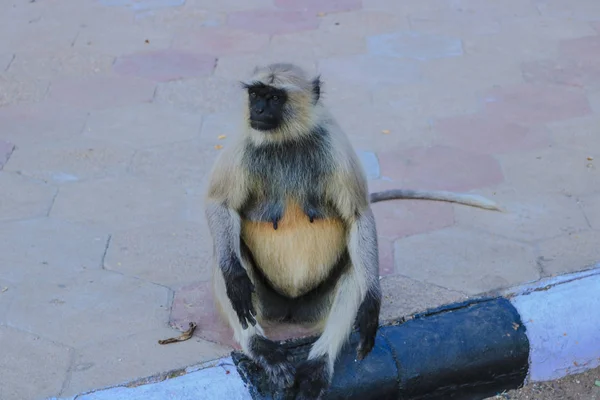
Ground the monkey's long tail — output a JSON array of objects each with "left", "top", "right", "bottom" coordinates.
[{"left": 369, "top": 189, "right": 503, "bottom": 211}]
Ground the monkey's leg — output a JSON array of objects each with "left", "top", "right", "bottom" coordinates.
[
  {"left": 291, "top": 210, "right": 381, "bottom": 400},
  {"left": 213, "top": 265, "right": 296, "bottom": 389}
]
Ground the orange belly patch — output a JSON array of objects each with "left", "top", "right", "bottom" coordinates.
[{"left": 241, "top": 201, "right": 346, "bottom": 298}]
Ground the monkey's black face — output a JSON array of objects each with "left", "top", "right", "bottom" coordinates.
[{"left": 246, "top": 84, "right": 288, "bottom": 132}]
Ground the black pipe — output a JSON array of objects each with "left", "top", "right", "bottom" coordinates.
[{"left": 232, "top": 297, "right": 530, "bottom": 400}]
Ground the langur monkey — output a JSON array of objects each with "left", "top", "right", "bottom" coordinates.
[{"left": 204, "top": 63, "right": 501, "bottom": 399}]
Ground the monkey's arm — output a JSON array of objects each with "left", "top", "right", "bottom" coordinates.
[
  {"left": 301, "top": 156, "right": 381, "bottom": 389},
  {"left": 346, "top": 207, "right": 381, "bottom": 360},
  {"left": 205, "top": 150, "right": 256, "bottom": 329}
]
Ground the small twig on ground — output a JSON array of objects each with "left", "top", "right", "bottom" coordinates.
[{"left": 158, "top": 322, "right": 197, "bottom": 345}]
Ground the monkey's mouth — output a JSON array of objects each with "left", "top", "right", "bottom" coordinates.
[{"left": 250, "top": 119, "right": 279, "bottom": 132}]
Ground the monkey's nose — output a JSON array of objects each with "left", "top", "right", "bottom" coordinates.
[{"left": 254, "top": 107, "right": 264, "bottom": 114}]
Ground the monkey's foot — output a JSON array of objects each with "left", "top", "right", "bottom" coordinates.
[
  {"left": 291, "top": 356, "right": 329, "bottom": 400},
  {"left": 251, "top": 336, "right": 296, "bottom": 389},
  {"left": 262, "top": 359, "right": 296, "bottom": 390}
]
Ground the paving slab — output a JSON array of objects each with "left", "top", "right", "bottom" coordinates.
[
  {"left": 49, "top": 177, "right": 193, "bottom": 229},
  {"left": 62, "top": 327, "right": 230, "bottom": 397},
  {"left": 0, "top": 172, "right": 57, "bottom": 222},
  {"left": 7, "top": 269, "right": 171, "bottom": 348},
  {"left": 2, "top": 0, "right": 600, "bottom": 398},
  {"left": 580, "top": 193, "right": 600, "bottom": 229},
  {"left": 0, "top": 326, "right": 72, "bottom": 400},
  {"left": 7, "top": 49, "right": 115, "bottom": 81},
  {"left": 3, "top": 137, "right": 135, "bottom": 184},
  {"left": 0, "top": 54, "right": 14, "bottom": 71},
  {"left": 0, "top": 140, "right": 15, "bottom": 169},
  {"left": 453, "top": 186, "right": 590, "bottom": 242},
  {"left": 0, "top": 217, "right": 109, "bottom": 283},
  {"left": 393, "top": 226, "right": 540, "bottom": 295},
  {"left": 0, "top": 101, "right": 88, "bottom": 148},
  {"left": 499, "top": 147, "right": 600, "bottom": 196},
  {"left": 536, "top": 231, "right": 600, "bottom": 276},
  {"left": 104, "top": 221, "right": 213, "bottom": 288},
  {"left": 129, "top": 139, "right": 218, "bottom": 185},
  {"left": 0, "top": 72, "right": 50, "bottom": 107}
]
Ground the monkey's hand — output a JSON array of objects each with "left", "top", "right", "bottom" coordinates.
[
  {"left": 223, "top": 265, "right": 257, "bottom": 330},
  {"left": 355, "top": 293, "right": 380, "bottom": 361}
]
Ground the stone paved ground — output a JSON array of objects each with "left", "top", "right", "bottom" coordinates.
[{"left": 1, "top": 0, "right": 600, "bottom": 399}]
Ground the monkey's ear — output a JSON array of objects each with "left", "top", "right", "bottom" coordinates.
[{"left": 312, "top": 76, "right": 321, "bottom": 104}]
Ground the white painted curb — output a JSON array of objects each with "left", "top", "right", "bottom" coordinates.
[
  {"left": 54, "top": 266, "right": 600, "bottom": 400},
  {"left": 507, "top": 268, "right": 600, "bottom": 383},
  {"left": 53, "top": 357, "right": 251, "bottom": 400}
]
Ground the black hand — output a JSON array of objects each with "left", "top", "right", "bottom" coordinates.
[
  {"left": 356, "top": 291, "right": 381, "bottom": 360},
  {"left": 223, "top": 258, "right": 257, "bottom": 329}
]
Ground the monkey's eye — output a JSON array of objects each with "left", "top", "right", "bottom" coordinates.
[
  {"left": 250, "top": 91, "right": 257, "bottom": 98},
  {"left": 272, "top": 95, "right": 279, "bottom": 102}
]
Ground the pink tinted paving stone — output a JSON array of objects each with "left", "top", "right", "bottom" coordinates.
[
  {"left": 274, "top": 0, "right": 362, "bottom": 13},
  {"left": 170, "top": 281, "right": 237, "bottom": 349},
  {"left": 0, "top": 141, "right": 15, "bottom": 170},
  {"left": 371, "top": 199, "right": 455, "bottom": 239},
  {"left": 49, "top": 76, "right": 155, "bottom": 110},
  {"left": 98, "top": 0, "right": 185, "bottom": 11},
  {"left": 184, "top": 0, "right": 272, "bottom": 11},
  {"left": 559, "top": 35, "right": 600, "bottom": 65},
  {"left": 521, "top": 59, "right": 600, "bottom": 91},
  {"left": 171, "top": 281, "right": 323, "bottom": 347},
  {"left": 227, "top": 9, "right": 320, "bottom": 35},
  {"left": 377, "top": 145, "right": 504, "bottom": 191},
  {"left": 113, "top": 50, "right": 216, "bottom": 82},
  {"left": 482, "top": 84, "right": 592, "bottom": 125},
  {"left": 0, "top": 102, "right": 88, "bottom": 148},
  {"left": 172, "top": 28, "right": 269, "bottom": 55},
  {"left": 369, "top": 178, "right": 455, "bottom": 239},
  {"left": 434, "top": 114, "right": 550, "bottom": 155}
]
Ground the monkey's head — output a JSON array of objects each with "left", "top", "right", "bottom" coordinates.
[{"left": 241, "top": 63, "right": 322, "bottom": 142}]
